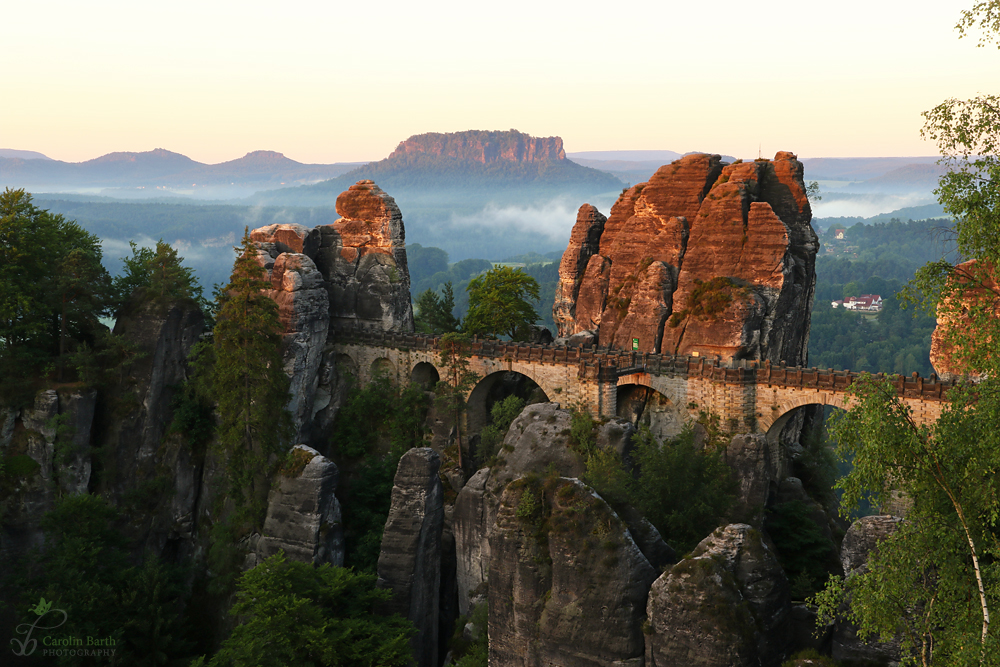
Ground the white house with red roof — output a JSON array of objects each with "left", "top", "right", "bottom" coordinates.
[{"left": 831, "top": 294, "right": 883, "bottom": 312}]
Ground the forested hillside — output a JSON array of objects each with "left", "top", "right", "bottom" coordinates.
[{"left": 806, "top": 218, "right": 957, "bottom": 376}]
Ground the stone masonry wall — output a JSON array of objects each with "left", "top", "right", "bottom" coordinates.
[{"left": 331, "top": 334, "right": 951, "bottom": 437}]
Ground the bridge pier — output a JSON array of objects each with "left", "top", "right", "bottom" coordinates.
[{"left": 597, "top": 366, "right": 618, "bottom": 420}]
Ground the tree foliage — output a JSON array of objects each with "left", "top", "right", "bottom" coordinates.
[
  {"left": 0, "top": 189, "right": 112, "bottom": 401},
  {"left": 810, "top": 9, "right": 1000, "bottom": 662},
  {"left": 414, "top": 282, "right": 460, "bottom": 334},
  {"left": 463, "top": 266, "right": 540, "bottom": 340},
  {"left": 198, "top": 552, "right": 413, "bottom": 667},
  {"left": 329, "top": 376, "right": 429, "bottom": 572},
  {"left": 957, "top": 1, "right": 1000, "bottom": 47},
  {"left": 579, "top": 416, "right": 738, "bottom": 554},
  {"left": 813, "top": 376, "right": 1000, "bottom": 664},
  {"left": 4, "top": 494, "right": 195, "bottom": 666},
  {"left": 476, "top": 395, "right": 525, "bottom": 467},
  {"left": 212, "top": 229, "right": 292, "bottom": 521},
  {"left": 435, "top": 333, "right": 479, "bottom": 468}
]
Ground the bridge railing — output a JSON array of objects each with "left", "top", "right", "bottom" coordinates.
[{"left": 329, "top": 324, "right": 953, "bottom": 400}]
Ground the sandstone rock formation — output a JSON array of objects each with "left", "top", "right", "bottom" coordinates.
[
  {"left": 489, "top": 403, "right": 584, "bottom": 490},
  {"left": 929, "top": 258, "right": 997, "bottom": 380},
  {"left": 256, "top": 445, "right": 343, "bottom": 566},
  {"left": 553, "top": 204, "right": 607, "bottom": 330},
  {"left": 554, "top": 153, "right": 818, "bottom": 365},
  {"left": 451, "top": 403, "right": 678, "bottom": 652},
  {"left": 389, "top": 129, "right": 567, "bottom": 164},
  {"left": 645, "top": 523, "right": 791, "bottom": 667},
  {"left": 248, "top": 183, "right": 415, "bottom": 445},
  {"left": 725, "top": 433, "right": 779, "bottom": 523},
  {"left": 454, "top": 468, "right": 492, "bottom": 617},
  {"left": 313, "top": 181, "right": 414, "bottom": 333},
  {"left": 96, "top": 299, "right": 205, "bottom": 514},
  {"left": 489, "top": 477, "right": 656, "bottom": 667},
  {"left": 250, "top": 222, "right": 321, "bottom": 257},
  {"left": 263, "top": 252, "right": 329, "bottom": 441},
  {"left": 377, "top": 447, "right": 444, "bottom": 667},
  {"left": 1, "top": 388, "right": 97, "bottom": 542},
  {"left": 832, "top": 515, "right": 903, "bottom": 664},
  {"left": 840, "top": 515, "right": 903, "bottom": 576}
]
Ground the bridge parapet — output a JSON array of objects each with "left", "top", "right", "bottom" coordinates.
[{"left": 329, "top": 325, "right": 955, "bottom": 404}]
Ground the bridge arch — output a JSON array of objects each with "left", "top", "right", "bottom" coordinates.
[
  {"left": 617, "top": 382, "right": 686, "bottom": 441},
  {"left": 466, "top": 370, "right": 552, "bottom": 436},
  {"left": 370, "top": 357, "right": 396, "bottom": 383},
  {"left": 410, "top": 361, "right": 440, "bottom": 390},
  {"left": 760, "top": 393, "right": 851, "bottom": 443},
  {"left": 334, "top": 352, "right": 360, "bottom": 382},
  {"left": 615, "top": 372, "right": 687, "bottom": 440}
]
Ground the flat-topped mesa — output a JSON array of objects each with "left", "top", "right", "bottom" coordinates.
[
  {"left": 554, "top": 152, "right": 818, "bottom": 365},
  {"left": 388, "top": 129, "right": 566, "bottom": 164}
]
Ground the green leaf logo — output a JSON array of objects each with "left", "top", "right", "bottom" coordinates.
[{"left": 30, "top": 597, "right": 52, "bottom": 616}]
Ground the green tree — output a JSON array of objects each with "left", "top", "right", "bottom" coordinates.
[
  {"left": 148, "top": 240, "right": 201, "bottom": 302},
  {"left": 113, "top": 240, "right": 156, "bottom": 305},
  {"left": 476, "top": 395, "right": 525, "bottom": 466},
  {"left": 212, "top": 229, "right": 292, "bottom": 521},
  {"left": 811, "top": 7, "right": 1000, "bottom": 662},
  {"left": 435, "top": 333, "right": 479, "bottom": 468},
  {"left": 0, "top": 189, "right": 112, "bottom": 402},
  {"left": 463, "top": 266, "right": 540, "bottom": 340},
  {"left": 328, "top": 376, "right": 429, "bottom": 572},
  {"left": 55, "top": 247, "right": 112, "bottom": 380},
  {"left": 813, "top": 376, "right": 1000, "bottom": 664},
  {"left": 6, "top": 494, "right": 194, "bottom": 666},
  {"left": 414, "top": 282, "right": 460, "bottom": 334},
  {"left": 806, "top": 180, "right": 823, "bottom": 203},
  {"left": 197, "top": 552, "right": 413, "bottom": 667},
  {"left": 112, "top": 239, "right": 205, "bottom": 321},
  {"left": 626, "top": 426, "right": 738, "bottom": 553}
]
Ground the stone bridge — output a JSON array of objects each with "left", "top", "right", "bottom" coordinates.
[{"left": 330, "top": 327, "right": 953, "bottom": 440}]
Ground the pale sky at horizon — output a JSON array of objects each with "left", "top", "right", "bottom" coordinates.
[{"left": 5, "top": 0, "right": 999, "bottom": 165}]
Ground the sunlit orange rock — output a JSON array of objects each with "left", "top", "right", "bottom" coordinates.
[
  {"left": 554, "top": 153, "right": 818, "bottom": 364},
  {"left": 930, "top": 259, "right": 999, "bottom": 379}
]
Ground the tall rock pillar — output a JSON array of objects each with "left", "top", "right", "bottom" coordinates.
[{"left": 377, "top": 447, "right": 444, "bottom": 666}]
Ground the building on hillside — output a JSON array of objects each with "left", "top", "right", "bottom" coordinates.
[
  {"left": 832, "top": 294, "right": 883, "bottom": 312},
  {"left": 835, "top": 229, "right": 846, "bottom": 239}
]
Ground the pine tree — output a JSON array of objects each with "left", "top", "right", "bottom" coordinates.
[
  {"left": 435, "top": 333, "right": 478, "bottom": 468},
  {"left": 212, "top": 229, "right": 292, "bottom": 521},
  {"left": 414, "top": 282, "right": 460, "bottom": 334}
]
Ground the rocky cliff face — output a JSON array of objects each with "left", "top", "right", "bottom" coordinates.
[
  {"left": 645, "top": 524, "right": 791, "bottom": 667},
  {"left": 312, "top": 181, "right": 414, "bottom": 333},
  {"left": 377, "top": 447, "right": 444, "bottom": 667},
  {"left": 0, "top": 388, "right": 97, "bottom": 549},
  {"left": 929, "top": 258, "right": 997, "bottom": 380},
  {"left": 554, "top": 153, "right": 818, "bottom": 364},
  {"left": 489, "top": 477, "right": 655, "bottom": 667},
  {"left": 95, "top": 298, "right": 205, "bottom": 549},
  {"left": 249, "top": 182, "right": 414, "bottom": 444},
  {"left": 255, "top": 445, "right": 343, "bottom": 566},
  {"left": 388, "top": 130, "right": 567, "bottom": 164},
  {"left": 833, "top": 515, "right": 903, "bottom": 664}
]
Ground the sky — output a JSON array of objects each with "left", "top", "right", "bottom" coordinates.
[{"left": 5, "top": 0, "right": 1000, "bottom": 165}]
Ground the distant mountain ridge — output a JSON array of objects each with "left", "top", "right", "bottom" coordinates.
[
  {"left": 268, "top": 130, "right": 625, "bottom": 203},
  {"left": 0, "top": 148, "right": 363, "bottom": 190},
  {"left": 0, "top": 149, "right": 52, "bottom": 160},
  {"left": 800, "top": 156, "right": 940, "bottom": 182}
]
